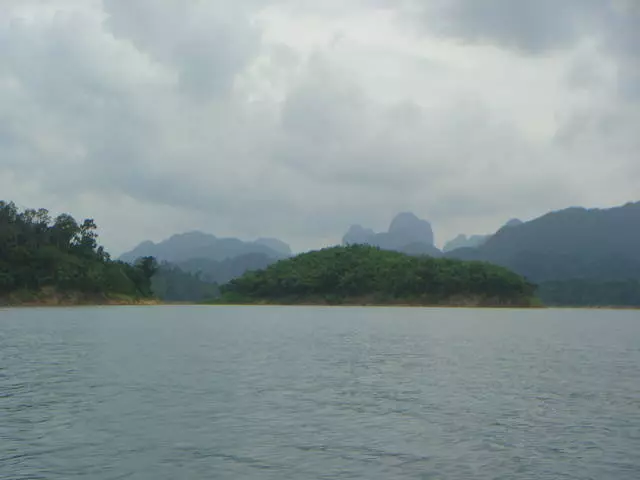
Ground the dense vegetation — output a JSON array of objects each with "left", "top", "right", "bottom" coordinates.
[
  {"left": 538, "top": 280, "right": 640, "bottom": 307},
  {"left": 177, "top": 253, "right": 278, "bottom": 285},
  {"left": 219, "top": 245, "right": 537, "bottom": 306},
  {"left": 152, "top": 263, "right": 219, "bottom": 302},
  {"left": 0, "top": 201, "right": 157, "bottom": 304}
]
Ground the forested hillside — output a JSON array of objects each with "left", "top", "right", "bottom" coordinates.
[
  {"left": 447, "top": 202, "right": 640, "bottom": 283},
  {"left": 0, "top": 201, "right": 157, "bottom": 304},
  {"left": 152, "top": 263, "right": 219, "bottom": 302},
  {"left": 177, "top": 253, "right": 278, "bottom": 285},
  {"left": 537, "top": 280, "right": 640, "bottom": 307},
  {"left": 219, "top": 245, "right": 537, "bottom": 306}
]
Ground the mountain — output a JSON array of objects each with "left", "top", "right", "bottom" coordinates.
[
  {"left": 446, "top": 202, "right": 640, "bottom": 282},
  {"left": 177, "top": 253, "right": 279, "bottom": 285},
  {"left": 254, "top": 238, "right": 292, "bottom": 256},
  {"left": 152, "top": 263, "right": 219, "bottom": 302},
  {"left": 387, "top": 212, "right": 434, "bottom": 247},
  {"left": 343, "top": 212, "right": 441, "bottom": 257},
  {"left": 503, "top": 218, "right": 524, "bottom": 228},
  {"left": 343, "top": 225, "right": 376, "bottom": 245},
  {"left": 443, "top": 234, "right": 489, "bottom": 252},
  {"left": 537, "top": 279, "right": 640, "bottom": 307},
  {"left": 442, "top": 219, "right": 523, "bottom": 253},
  {"left": 120, "top": 231, "right": 291, "bottom": 264}
]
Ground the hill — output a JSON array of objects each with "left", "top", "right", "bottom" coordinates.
[
  {"left": 447, "top": 202, "right": 640, "bottom": 283},
  {"left": 177, "top": 252, "right": 278, "bottom": 285},
  {"left": 343, "top": 212, "right": 441, "bottom": 257},
  {"left": 151, "top": 263, "right": 219, "bottom": 303},
  {"left": 442, "top": 219, "right": 522, "bottom": 253},
  {"left": 119, "top": 231, "right": 291, "bottom": 264},
  {"left": 443, "top": 234, "right": 489, "bottom": 253},
  {"left": 537, "top": 279, "right": 640, "bottom": 307},
  {"left": 218, "top": 245, "right": 537, "bottom": 306},
  {"left": 0, "top": 201, "right": 156, "bottom": 305}
]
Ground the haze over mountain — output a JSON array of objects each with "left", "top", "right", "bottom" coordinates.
[
  {"left": 442, "top": 219, "right": 523, "bottom": 252},
  {"left": 120, "top": 231, "right": 291, "bottom": 264},
  {"left": 447, "top": 202, "right": 640, "bottom": 282},
  {"left": 254, "top": 238, "right": 292, "bottom": 257},
  {"left": 343, "top": 212, "right": 441, "bottom": 257},
  {"left": 177, "top": 253, "right": 279, "bottom": 286},
  {"left": 118, "top": 199, "right": 640, "bottom": 305},
  {"left": 443, "top": 234, "right": 490, "bottom": 253}
]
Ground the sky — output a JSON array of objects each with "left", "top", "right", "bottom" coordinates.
[{"left": 1, "top": 0, "right": 639, "bottom": 254}]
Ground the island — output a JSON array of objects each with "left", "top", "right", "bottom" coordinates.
[{"left": 215, "top": 245, "right": 539, "bottom": 307}]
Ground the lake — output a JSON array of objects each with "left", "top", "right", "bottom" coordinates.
[{"left": 1, "top": 306, "right": 639, "bottom": 479}]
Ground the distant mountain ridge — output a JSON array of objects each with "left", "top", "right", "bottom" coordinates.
[
  {"left": 443, "top": 234, "right": 489, "bottom": 253},
  {"left": 446, "top": 202, "right": 640, "bottom": 282},
  {"left": 120, "top": 231, "right": 291, "bottom": 264},
  {"left": 442, "top": 219, "right": 523, "bottom": 252},
  {"left": 124, "top": 201, "right": 640, "bottom": 306},
  {"left": 343, "top": 212, "right": 441, "bottom": 257},
  {"left": 177, "top": 253, "right": 279, "bottom": 285}
]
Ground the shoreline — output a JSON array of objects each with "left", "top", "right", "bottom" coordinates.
[
  {"left": 0, "top": 296, "right": 161, "bottom": 308},
  {"left": 2, "top": 301, "right": 639, "bottom": 310},
  {"left": 1, "top": 301, "right": 162, "bottom": 308},
  {"left": 3, "top": 295, "right": 634, "bottom": 311}
]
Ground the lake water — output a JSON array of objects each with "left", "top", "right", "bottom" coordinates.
[{"left": 1, "top": 306, "right": 639, "bottom": 479}]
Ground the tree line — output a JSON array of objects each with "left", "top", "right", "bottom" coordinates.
[
  {"left": 221, "top": 244, "right": 537, "bottom": 306},
  {"left": 0, "top": 201, "right": 157, "bottom": 301}
]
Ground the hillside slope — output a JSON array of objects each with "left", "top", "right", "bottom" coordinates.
[
  {"left": 447, "top": 202, "right": 640, "bottom": 282},
  {"left": 120, "top": 231, "right": 290, "bottom": 263},
  {"left": 219, "top": 245, "right": 537, "bottom": 306}
]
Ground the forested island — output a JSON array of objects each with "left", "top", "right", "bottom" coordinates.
[
  {"left": 216, "top": 245, "right": 538, "bottom": 307},
  {"left": 0, "top": 201, "right": 158, "bottom": 306}
]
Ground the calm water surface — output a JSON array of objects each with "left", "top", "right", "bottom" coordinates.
[{"left": 1, "top": 306, "right": 639, "bottom": 479}]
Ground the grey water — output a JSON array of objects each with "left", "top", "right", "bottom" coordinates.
[{"left": 1, "top": 307, "right": 639, "bottom": 479}]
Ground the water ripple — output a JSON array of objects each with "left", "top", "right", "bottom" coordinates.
[{"left": 1, "top": 306, "right": 640, "bottom": 479}]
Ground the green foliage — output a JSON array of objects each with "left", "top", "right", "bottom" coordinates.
[
  {"left": 538, "top": 279, "right": 640, "bottom": 307},
  {"left": 220, "top": 245, "right": 537, "bottom": 306},
  {"left": 177, "top": 253, "right": 277, "bottom": 285},
  {"left": 0, "top": 200, "right": 156, "bottom": 301},
  {"left": 151, "top": 263, "right": 219, "bottom": 302}
]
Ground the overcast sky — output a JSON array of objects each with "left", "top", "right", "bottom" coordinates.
[{"left": 1, "top": 0, "right": 638, "bottom": 254}]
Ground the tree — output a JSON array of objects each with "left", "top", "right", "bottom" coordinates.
[
  {"left": 52, "top": 214, "right": 80, "bottom": 250},
  {"left": 75, "top": 218, "right": 98, "bottom": 254},
  {"left": 132, "top": 256, "right": 159, "bottom": 297},
  {"left": 0, "top": 200, "right": 156, "bottom": 302},
  {"left": 220, "top": 245, "right": 537, "bottom": 306}
]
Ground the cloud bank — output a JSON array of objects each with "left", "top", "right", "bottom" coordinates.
[{"left": 1, "top": 0, "right": 638, "bottom": 252}]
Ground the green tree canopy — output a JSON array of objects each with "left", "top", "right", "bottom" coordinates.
[
  {"left": 0, "top": 200, "right": 156, "bottom": 302},
  {"left": 221, "top": 245, "right": 537, "bottom": 306}
]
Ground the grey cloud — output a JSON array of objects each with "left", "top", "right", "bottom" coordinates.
[
  {"left": 439, "top": 0, "right": 603, "bottom": 53},
  {"left": 102, "top": 0, "right": 263, "bottom": 97},
  {"left": 395, "top": 0, "right": 640, "bottom": 102},
  {"left": 276, "top": 56, "right": 469, "bottom": 193},
  {"left": 1, "top": 0, "right": 639, "bottom": 253},
  {"left": 397, "top": 0, "right": 604, "bottom": 53}
]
